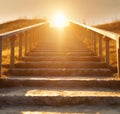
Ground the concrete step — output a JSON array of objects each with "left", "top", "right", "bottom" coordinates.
[
  {"left": 15, "top": 61, "right": 107, "bottom": 68},
  {"left": 35, "top": 45, "right": 88, "bottom": 48},
  {"left": 35, "top": 44, "right": 87, "bottom": 48},
  {"left": 37, "top": 40, "right": 86, "bottom": 43},
  {"left": 36, "top": 41, "right": 87, "bottom": 45},
  {"left": 35, "top": 44, "right": 89, "bottom": 50},
  {"left": 31, "top": 49, "right": 90, "bottom": 52},
  {"left": 0, "top": 105, "right": 120, "bottom": 114},
  {"left": 22, "top": 56, "right": 101, "bottom": 62},
  {"left": 0, "top": 87, "right": 120, "bottom": 106},
  {"left": 10, "top": 68, "right": 113, "bottom": 76},
  {"left": 0, "top": 76, "right": 119, "bottom": 89},
  {"left": 34, "top": 47, "right": 88, "bottom": 51},
  {"left": 26, "top": 51, "right": 94, "bottom": 56}
]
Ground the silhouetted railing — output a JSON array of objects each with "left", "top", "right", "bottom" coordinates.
[
  {"left": 71, "top": 21, "right": 120, "bottom": 77},
  {"left": 0, "top": 22, "right": 48, "bottom": 76}
]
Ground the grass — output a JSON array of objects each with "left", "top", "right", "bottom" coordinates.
[
  {"left": 0, "top": 18, "right": 46, "bottom": 33},
  {"left": 95, "top": 20, "right": 120, "bottom": 32},
  {"left": 0, "top": 18, "right": 46, "bottom": 77}
]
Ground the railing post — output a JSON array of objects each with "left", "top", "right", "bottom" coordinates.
[
  {"left": 27, "top": 33, "right": 30, "bottom": 52},
  {"left": 19, "top": 34, "right": 23, "bottom": 60},
  {"left": 105, "top": 37, "right": 110, "bottom": 65},
  {"left": 88, "top": 30, "right": 91, "bottom": 49},
  {"left": 0, "top": 37, "right": 2, "bottom": 77},
  {"left": 31, "top": 31, "right": 34, "bottom": 49},
  {"left": 117, "top": 36, "right": 120, "bottom": 77},
  {"left": 99, "top": 35, "right": 102, "bottom": 59},
  {"left": 90, "top": 31, "right": 93, "bottom": 51},
  {"left": 34, "top": 30, "right": 37, "bottom": 47},
  {"left": 10, "top": 37, "right": 15, "bottom": 69},
  {"left": 25, "top": 32, "right": 28, "bottom": 55},
  {"left": 29, "top": 32, "right": 32, "bottom": 51},
  {"left": 37, "top": 29, "right": 41, "bottom": 45},
  {"left": 93, "top": 33, "right": 96, "bottom": 54},
  {"left": 34, "top": 32, "right": 36, "bottom": 47}
]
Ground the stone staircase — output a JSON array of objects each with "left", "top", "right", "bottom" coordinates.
[
  {"left": 0, "top": 31, "right": 120, "bottom": 113},
  {"left": 10, "top": 36, "right": 113, "bottom": 77}
]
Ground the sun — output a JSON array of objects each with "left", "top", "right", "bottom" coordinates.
[{"left": 51, "top": 13, "right": 69, "bottom": 28}]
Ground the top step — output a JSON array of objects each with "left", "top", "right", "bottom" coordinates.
[{"left": 27, "top": 51, "right": 95, "bottom": 56}]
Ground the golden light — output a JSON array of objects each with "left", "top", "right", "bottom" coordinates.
[{"left": 51, "top": 13, "right": 69, "bottom": 28}]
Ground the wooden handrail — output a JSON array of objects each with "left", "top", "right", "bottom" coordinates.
[
  {"left": 0, "top": 22, "right": 48, "bottom": 38},
  {"left": 71, "top": 21, "right": 120, "bottom": 77},
  {"left": 71, "top": 21, "right": 120, "bottom": 40}
]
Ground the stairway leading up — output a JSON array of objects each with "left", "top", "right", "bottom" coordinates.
[
  {"left": 0, "top": 29, "right": 120, "bottom": 113},
  {"left": 11, "top": 32, "right": 113, "bottom": 77}
]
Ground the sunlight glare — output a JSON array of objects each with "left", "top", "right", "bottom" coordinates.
[{"left": 51, "top": 13, "right": 69, "bottom": 28}]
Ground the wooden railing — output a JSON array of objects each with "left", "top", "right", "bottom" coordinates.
[
  {"left": 71, "top": 21, "right": 120, "bottom": 77},
  {"left": 0, "top": 22, "right": 48, "bottom": 77},
  {"left": 0, "top": 20, "right": 120, "bottom": 77}
]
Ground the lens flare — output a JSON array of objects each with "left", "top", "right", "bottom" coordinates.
[{"left": 51, "top": 13, "right": 69, "bottom": 28}]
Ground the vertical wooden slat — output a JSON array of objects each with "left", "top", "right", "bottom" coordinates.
[
  {"left": 26, "top": 31, "right": 31, "bottom": 52},
  {"left": 99, "top": 35, "right": 102, "bottom": 59},
  {"left": 29, "top": 32, "right": 32, "bottom": 51},
  {"left": 31, "top": 31, "right": 33, "bottom": 49},
  {"left": 34, "top": 30, "right": 36, "bottom": 47},
  {"left": 33, "top": 29, "right": 36, "bottom": 47},
  {"left": 27, "top": 33, "right": 30, "bottom": 52},
  {"left": 37, "top": 29, "right": 41, "bottom": 46},
  {"left": 92, "top": 32, "right": 95, "bottom": 52},
  {"left": 32, "top": 31, "right": 34, "bottom": 49},
  {"left": 19, "top": 35, "right": 22, "bottom": 60},
  {"left": 0, "top": 37, "right": 2, "bottom": 77},
  {"left": 10, "top": 38, "right": 15, "bottom": 69},
  {"left": 24, "top": 32, "right": 28, "bottom": 55},
  {"left": 106, "top": 37, "right": 110, "bottom": 64},
  {"left": 93, "top": 33, "right": 96, "bottom": 54},
  {"left": 89, "top": 30, "right": 91, "bottom": 49},
  {"left": 117, "top": 37, "right": 120, "bottom": 77},
  {"left": 90, "top": 31, "right": 93, "bottom": 51}
]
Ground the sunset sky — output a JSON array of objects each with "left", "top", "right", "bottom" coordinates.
[{"left": 0, "top": 0, "right": 120, "bottom": 25}]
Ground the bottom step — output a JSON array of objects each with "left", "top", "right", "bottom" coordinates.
[
  {"left": 0, "top": 87, "right": 120, "bottom": 106},
  {"left": 0, "top": 105, "right": 120, "bottom": 114}
]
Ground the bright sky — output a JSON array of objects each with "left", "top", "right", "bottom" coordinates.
[{"left": 0, "top": 0, "right": 120, "bottom": 25}]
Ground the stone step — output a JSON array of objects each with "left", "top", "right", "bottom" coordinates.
[
  {"left": 35, "top": 44, "right": 87, "bottom": 48},
  {"left": 36, "top": 41, "right": 86, "bottom": 44},
  {"left": 27, "top": 51, "right": 94, "bottom": 56},
  {"left": 37, "top": 43, "right": 86, "bottom": 45},
  {"left": 15, "top": 61, "right": 107, "bottom": 68},
  {"left": 35, "top": 44, "right": 87, "bottom": 47},
  {"left": 31, "top": 49, "right": 90, "bottom": 52},
  {"left": 22, "top": 56, "right": 101, "bottom": 62},
  {"left": 34, "top": 48, "right": 89, "bottom": 52},
  {"left": 0, "top": 105, "right": 120, "bottom": 114},
  {"left": 0, "top": 87, "right": 120, "bottom": 106},
  {"left": 0, "top": 76, "right": 119, "bottom": 89},
  {"left": 35, "top": 46, "right": 88, "bottom": 50},
  {"left": 10, "top": 68, "right": 113, "bottom": 76}
]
